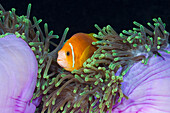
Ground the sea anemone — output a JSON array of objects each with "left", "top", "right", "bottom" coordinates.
[{"left": 1, "top": 3, "right": 170, "bottom": 113}]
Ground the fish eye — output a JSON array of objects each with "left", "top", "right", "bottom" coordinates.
[{"left": 66, "top": 51, "right": 70, "bottom": 56}]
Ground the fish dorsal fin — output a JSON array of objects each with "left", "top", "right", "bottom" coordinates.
[
  {"left": 88, "top": 33, "right": 98, "bottom": 41},
  {"left": 80, "top": 45, "right": 96, "bottom": 65}
]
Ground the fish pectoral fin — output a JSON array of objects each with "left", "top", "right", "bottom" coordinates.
[{"left": 80, "top": 45, "right": 96, "bottom": 64}]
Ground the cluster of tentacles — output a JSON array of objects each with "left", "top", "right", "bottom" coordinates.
[{"left": 0, "top": 4, "right": 169, "bottom": 113}]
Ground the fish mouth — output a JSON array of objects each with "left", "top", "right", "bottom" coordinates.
[
  {"left": 57, "top": 60, "right": 64, "bottom": 65},
  {"left": 57, "top": 58, "right": 63, "bottom": 61},
  {"left": 57, "top": 59, "right": 67, "bottom": 68}
]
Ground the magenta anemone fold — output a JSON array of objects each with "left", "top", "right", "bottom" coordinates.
[
  {"left": 111, "top": 45, "right": 170, "bottom": 113},
  {"left": 0, "top": 35, "right": 38, "bottom": 113}
]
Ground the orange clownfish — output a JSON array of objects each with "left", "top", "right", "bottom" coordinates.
[{"left": 57, "top": 33, "right": 97, "bottom": 71}]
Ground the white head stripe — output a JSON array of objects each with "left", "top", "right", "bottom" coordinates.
[{"left": 69, "top": 43, "right": 75, "bottom": 68}]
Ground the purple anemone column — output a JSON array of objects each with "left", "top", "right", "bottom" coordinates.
[
  {"left": 0, "top": 35, "right": 38, "bottom": 113},
  {"left": 111, "top": 46, "right": 170, "bottom": 113}
]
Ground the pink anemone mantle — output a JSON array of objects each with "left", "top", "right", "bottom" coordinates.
[
  {"left": 0, "top": 35, "right": 38, "bottom": 113},
  {"left": 111, "top": 45, "right": 170, "bottom": 113}
]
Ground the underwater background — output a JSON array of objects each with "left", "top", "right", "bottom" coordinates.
[{"left": 1, "top": 0, "right": 170, "bottom": 42}]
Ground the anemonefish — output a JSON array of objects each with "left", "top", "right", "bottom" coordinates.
[{"left": 57, "top": 33, "right": 97, "bottom": 71}]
